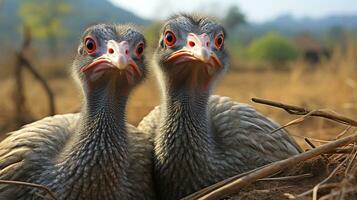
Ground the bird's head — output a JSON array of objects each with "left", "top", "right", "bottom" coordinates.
[
  {"left": 73, "top": 24, "right": 146, "bottom": 95},
  {"left": 154, "top": 14, "right": 229, "bottom": 91}
]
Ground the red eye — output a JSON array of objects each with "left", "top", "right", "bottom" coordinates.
[
  {"left": 84, "top": 37, "right": 97, "bottom": 54},
  {"left": 164, "top": 31, "right": 176, "bottom": 47},
  {"left": 136, "top": 42, "right": 145, "bottom": 58},
  {"left": 214, "top": 33, "right": 224, "bottom": 49}
]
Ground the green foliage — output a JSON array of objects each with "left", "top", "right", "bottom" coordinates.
[
  {"left": 248, "top": 32, "right": 298, "bottom": 66},
  {"left": 19, "top": 0, "right": 71, "bottom": 38},
  {"left": 19, "top": 0, "right": 71, "bottom": 55},
  {"left": 223, "top": 5, "right": 246, "bottom": 30}
]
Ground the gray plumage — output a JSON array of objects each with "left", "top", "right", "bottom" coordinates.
[
  {"left": 0, "top": 24, "right": 154, "bottom": 200},
  {"left": 138, "top": 14, "right": 302, "bottom": 200}
]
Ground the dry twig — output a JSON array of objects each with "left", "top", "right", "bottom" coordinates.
[
  {"left": 258, "top": 173, "right": 312, "bottom": 181},
  {"left": 252, "top": 98, "right": 357, "bottom": 127},
  {"left": 305, "top": 138, "right": 317, "bottom": 149},
  {"left": 14, "top": 25, "right": 56, "bottom": 127},
  {"left": 0, "top": 180, "right": 58, "bottom": 200},
  {"left": 336, "top": 126, "right": 352, "bottom": 139}
]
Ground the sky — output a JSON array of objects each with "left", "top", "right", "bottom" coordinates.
[{"left": 109, "top": 0, "right": 357, "bottom": 23}]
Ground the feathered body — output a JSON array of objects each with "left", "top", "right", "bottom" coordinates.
[
  {"left": 138, "top": 14, "right": 301, "bottom": 199},
  {"left": 0, "top": 24, "right": 154, "bottom": 200}
]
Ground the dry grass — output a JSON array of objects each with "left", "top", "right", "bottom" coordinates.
[{"left": 0, "top": 44, "right": 356, "bottom": 148}]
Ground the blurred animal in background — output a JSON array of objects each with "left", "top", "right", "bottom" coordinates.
[
  {"left": 0, "top": 24, "right": 154, "bottom": 200},
  {"left": 138, "top": 14, "right": 302, "bottom": 199}
]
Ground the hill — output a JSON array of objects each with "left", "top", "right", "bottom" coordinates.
[
  {"left": 0, "top": 0, "right": 150, "bottom": 43},
  {"left": 258, "top": 14, "right": 357, "bottom": 35}
]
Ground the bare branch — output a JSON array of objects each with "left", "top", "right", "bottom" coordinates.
[
  {"left": 20, "top": 55, "right": 56, "bottom": 115},
  {"left": 258, "top": 173, "right": 312, "bottom": 181},
  {"left": 251, "top": 98, "right": 357, "bottom": 127},
  {"left": 0, "top": 180, "right": 58, "bottom": 200},
  {"left": 13, "top": 25, "right": 56, "bottom": 128}
]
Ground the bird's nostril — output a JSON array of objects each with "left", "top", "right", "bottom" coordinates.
[
  {"left": 188, "top": 41, "right": 195, "bottom": 47},
  {"left": 108, "top": 48, "right": 114, "bottom": 54}
]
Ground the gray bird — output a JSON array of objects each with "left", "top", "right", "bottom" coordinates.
[
  {"left": 0, "top": 24, "right": 154, "bottom": 200},
  {"left": 138, "top": 14, "right": 302, "bottom": 200}
]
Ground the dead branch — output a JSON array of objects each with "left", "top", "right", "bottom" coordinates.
[
  {"left": 14, "top": 26, "right": 31, "bottom": 127},
  {"left": 304, "top": 138, "right": 330, "bottom": 161},
  {"left": 20, "top": 55, "right": 55, "bottom": 115},
  {"left": 305, "top": 138, "right": 316, "bottom": 149},
  {"left": 0, "top": 180, "right": 58, "bottom": 200},
  {"left": 258, "top": 173, "right": 312, "bottom": 181},
  {"left": 336, "top": 126, "right": 352, "bottom": 139},
  {"left": 182, "top": 132, "right": 357, "bottom": 200},
  {"left": 270, "top": 111, "right": 315, "bottom": 134},
  {"left": 251, "top": 98, "right": 357, "bottom": 127},
  {"left": 13, "top": 25, "right": 56, "bottom": 127}
]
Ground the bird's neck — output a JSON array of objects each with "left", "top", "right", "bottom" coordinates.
[
  {"left": 155, "top": 84, "right": 219, "bottom": 197},
  {"left": 159, "top": 85, "right": 215, "bottom": 158},
  {"left": 54, "top": 86, "right": 129, "bottom": 197}
]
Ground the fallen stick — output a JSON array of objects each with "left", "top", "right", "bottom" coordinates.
[
  {"left": 0, "top": 180, "right": 58, "bottom": 200},
  {"left": 182, "top": 132, "right": 357, "bottom": 200},
  {"left": 251, "top": 98, "right": 357, "bottom": 127},
  {"left": 258, "top": 173, "right": 312, "bottom": 181}
]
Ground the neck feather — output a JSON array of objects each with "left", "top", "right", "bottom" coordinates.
[
  {"left": 50, "top": 86, "right": 129, "bottom": 197},
  {"left": 158, "top": 81, "right": 215, "bottom": 155}
]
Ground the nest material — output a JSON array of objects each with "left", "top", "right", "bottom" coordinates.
[{"left": 182, "top": 98, "right": 357, "bottom": 200}]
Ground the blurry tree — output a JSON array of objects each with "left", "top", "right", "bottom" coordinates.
[
  {"left": 19, "top": 0, "right": 71, "bottom": 56},
  {"left": 222, "top": 5, "right": 247, "bottom": 68},
  {"left": 144, "top": 21, "right": 162, "bottom": 52},
  {"left": 325, "top": 26, "right": 347, "bottom": 49},
  {"left": 248, "top": 32, "right": 298, "bottom": 68},
  {"left": 223, "top": 5, "right": 246, "bottom": 31}
]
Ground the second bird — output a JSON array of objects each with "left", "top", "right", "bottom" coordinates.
[{"left": 139, "top": 14, "right": 302, "bottom": 199}]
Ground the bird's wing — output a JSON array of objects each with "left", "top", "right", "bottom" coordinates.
[
  {"left": 209, "top": 95, "right": 302, "bottom": 164},
  {"left": 137, "top": 105, "right": 162, "bottom": 139},
  {"left": 126, "top": 124, "right": 155, "bottom": 199},
  {"left": 0, "top": 113, "right": 79, "bottom": 183}
]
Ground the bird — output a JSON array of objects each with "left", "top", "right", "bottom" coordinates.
[
  {"left": 0, "top": 24, "right": 154, "bottom": 200},
  {"left": 138, "top": 14, "right": 302, "bottom": 200}
]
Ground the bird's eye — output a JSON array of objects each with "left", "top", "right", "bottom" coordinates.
[
  {"left": 84, "top": 37, "right": 97, "bottom": 54},
  {"left": 136, "top": 42, "right": 145, "bottom": 58},
  {"left": 214, "top": 33, "right": 224, "bottom": 49},
  {"left": 164, "top": 31, "right": 176, "bottom": 47}
]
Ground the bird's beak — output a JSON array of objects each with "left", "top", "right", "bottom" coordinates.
[
  {"left": 165, "top": 33, "right": 222, "bottom": 69},
  {"left": 81, "top": 40, "right": 142, "bottom": 77}
]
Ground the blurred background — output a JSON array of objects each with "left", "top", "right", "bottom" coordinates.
[{"left": 0, "top": 0, "right": 356, "bottom": 146}]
